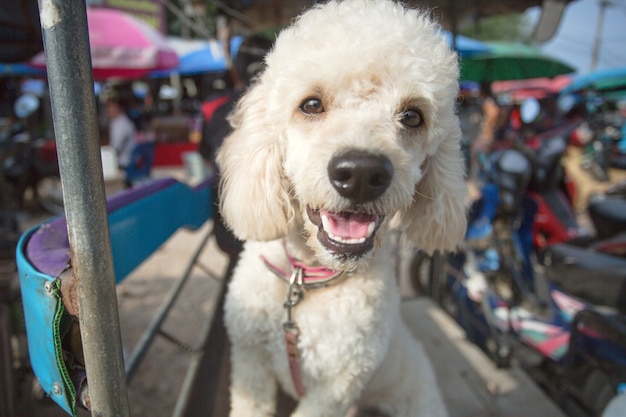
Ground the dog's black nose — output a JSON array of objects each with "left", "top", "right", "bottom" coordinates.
[{"left": 328, "top": 150, "right": 393, "bottom": 203}]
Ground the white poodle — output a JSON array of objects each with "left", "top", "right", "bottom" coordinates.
[{"left": 217, "top": 0, "right": 467, "bottom": 416}]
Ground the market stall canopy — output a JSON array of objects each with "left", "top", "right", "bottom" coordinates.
[
  {"left": 560, "top": 67, "right": 626, "bottom": 95},
  {"left": 216, "top": 0, "right": 574, "bottom": 39},
  {"left": 1, "top": 0, "right": 575, "bottom": 66},
  {"left": 460, "top": 41, "right": 576, "bottom": 82},
  {"left": 30, "top": 7, "right": 178, "bottom": 80}
]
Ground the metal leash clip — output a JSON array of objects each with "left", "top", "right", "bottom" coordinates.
[{"left": 284, "top": 266, "right": 304, "bottom": 325}]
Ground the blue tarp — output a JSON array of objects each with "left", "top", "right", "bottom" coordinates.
[
  {"left": 442, "top": 31, "right": 490, "bottom": 57},
  {"left": 0, "top": 62, "right": 45, "bottom": 76},
  {"left": 560, "top": 66, "right": 626, "bottom": 95},
  {"left": 151, "top": 36, "right": 244, "bottom": 77}
]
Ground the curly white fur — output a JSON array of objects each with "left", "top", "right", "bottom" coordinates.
[{"left": 217, "top": 1, "right": 468, "bottom": 416}]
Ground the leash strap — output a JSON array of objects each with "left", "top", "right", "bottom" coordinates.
[
  {"left": 284, "top": 322, "right": 306, "bottom": 397},
  {"left": 282, "top": 266, "right": 306, "bottom": 397},
  {"left": 260, "top": 247, "right": 347, "bottom": 398}
]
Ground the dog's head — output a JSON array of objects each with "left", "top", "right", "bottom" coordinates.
[{"left": 217, "top": 0, "right": 468, "bottom": 270}]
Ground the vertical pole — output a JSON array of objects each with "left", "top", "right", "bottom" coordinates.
[
  {"left": 37, "top": 1, "right": 130, "bottom": 416},
  {"left": 590, "top": 0, "right": 611, "bottom": 72},
  {"left": 449, "top": 0, "right": 458, "bottom": 52}
]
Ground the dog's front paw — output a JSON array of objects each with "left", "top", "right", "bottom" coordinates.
[
  {"left": 229, "top": 345, "right": 278, "bottom": 417},
  {"left": 229, "top": 392, "right": 276, "bottom": 417},
  {"left": 289, "top": 395, "right": 355, "bottom": 417}
]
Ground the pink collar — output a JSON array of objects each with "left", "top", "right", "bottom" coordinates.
[{"left": 261, "top": 251, "right": 346, "bottom": 289}]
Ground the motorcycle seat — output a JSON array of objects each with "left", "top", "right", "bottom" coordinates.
[
  {"left": 539, "top": 243, "right": 626, "bottom": 313},
  {"left": 588, "top": 196, "right": 626, "bottom": 240},
  {"left": 589, "top": 231, "right": 626, "bottom": 257}
]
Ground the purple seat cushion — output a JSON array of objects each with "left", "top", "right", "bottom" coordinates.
[{"left": 26, "top": 178, "right": 178, "bottom": 277}]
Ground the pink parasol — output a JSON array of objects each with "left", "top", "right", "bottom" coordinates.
[
  {"left": 492, "top": 75, "right": 573, "bottom": 101},
  {"left": 30, "top": 7, "right": 178, "bottom": 80}
]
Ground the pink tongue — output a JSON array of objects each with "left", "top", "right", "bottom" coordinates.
[{"left": 321, "top": 210, "right": 374, "bottom": 239}]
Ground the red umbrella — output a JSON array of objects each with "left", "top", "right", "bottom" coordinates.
[{"left": 30, "top": 7, "right": 178, "bottom": 80}]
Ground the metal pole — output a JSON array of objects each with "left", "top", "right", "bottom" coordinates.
[
  {"left": 449, "top": 0, "right": 458, "bottom": 52},
  {"left": 590, "top": 0, "right": 611, "bottom": 72},
  {"left": 37, "top": 1, "right": 130, "bottom": 416}
]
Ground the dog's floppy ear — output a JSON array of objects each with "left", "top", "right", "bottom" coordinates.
[
  {"left": 216, "top": 82, "right": 292, "bottom": 241},
  {"left": 396, "top": 133, "right": 468, "bottom": 254}
]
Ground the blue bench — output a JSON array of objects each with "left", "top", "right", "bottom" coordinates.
[{"left": 16, "top": 177, "right": 213, "bottom": 416}]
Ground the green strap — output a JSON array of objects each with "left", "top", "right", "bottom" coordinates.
[{"left": 51, "top": 280, "right": 78, "bottom": 417}]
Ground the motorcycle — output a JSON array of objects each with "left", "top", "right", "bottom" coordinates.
[
  {"left": 410, "top": 106, "right": 626, "bottom": 416},
  {"left": 0, "top": 94, "right": 54, "bottom": 417},
  {"left": 578, "top": 183, "right": 626, "bottom": 258},
  {"left": 1, "top": 94, "right": 63, "bottom": 215},
  {"left": 522, "top": 119, "right": 588, "bottom": 250},
  {"left": 568, "top": 93, "right": 626, "bottom": 183}
]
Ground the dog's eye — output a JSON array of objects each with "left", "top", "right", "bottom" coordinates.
[
  {"left": 300, "top": 98, "right": 325, "bottom": 115},
  {"left": 400, "top": 109, "right": 423, "bottom": 128}
]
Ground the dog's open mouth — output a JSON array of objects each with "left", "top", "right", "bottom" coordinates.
[{"left": 307, "top": 206, "right": 384, "bottom": 257}]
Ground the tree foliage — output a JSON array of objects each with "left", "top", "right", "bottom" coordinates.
[
  {"left": 460, "top": 14, "right": 534, "bottom": 43},
  {"left": 165, "top": 0, "right": 221, "bottom": 38}
]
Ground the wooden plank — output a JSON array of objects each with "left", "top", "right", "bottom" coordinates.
[{"left": 401, "top": 298, "right": 567, "bottom": 417}]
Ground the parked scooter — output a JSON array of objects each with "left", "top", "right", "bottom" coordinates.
[
  {"left": 534, "top": 180, "right": 626, "bottom": 321},
  {"left": 574, "top": 183, "right": 626, "bottom": 258},
  {"left": 411, "top": 99, "right": 626, "bottom": 417},
  {"left": 488, "top": 97, "right": 624, "bottom": 253},
  {"left": 1, "top": 94, "right": 63, "bottom": 215},
  {"left": 568, "top": 93, "right": 626, "bottom": 182},
  {"left": 0, "top": 94, "right": 51, "bottom": 417},
  {"left": 524, "top": 118, "right": 588, "bottom": 249}
]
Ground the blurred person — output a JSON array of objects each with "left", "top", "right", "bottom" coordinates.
[
  {"left": 198, "top": 35, "right": 272, "bottom": 258},
  {"left": 199, "top": 35, "right": 272, "bottom": 168},
  {"left": 105, "top": 96, "right": 137, "bottom": 171},
  {"left": 470, "top": 82, "right": 502, "bottom": 178}
]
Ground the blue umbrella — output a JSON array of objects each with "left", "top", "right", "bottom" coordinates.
[
  {"left": 442, "top": 31, "right": 490, "bottom": 57},
  {"left": 154, "top": 33, "right": 483, "bottom": 77},
  {"left": 151, "top": 36, "right": 244, "bottom": 77},
  {"left": 0, "top": 62, "right": 46, "bottom": 77},
  {"left": 560, "top": 66, "right": 626, "bottom": 95}
]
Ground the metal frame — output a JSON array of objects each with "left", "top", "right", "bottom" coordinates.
[
  {"left": 33, "top": 2, "right": 228, "bottom": 416},
  {"left": 39, "top": 0, "right": 129, "bottom": 415},
  {"left": 16, "top": 176, "right": 222, "bottom": 416}
]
